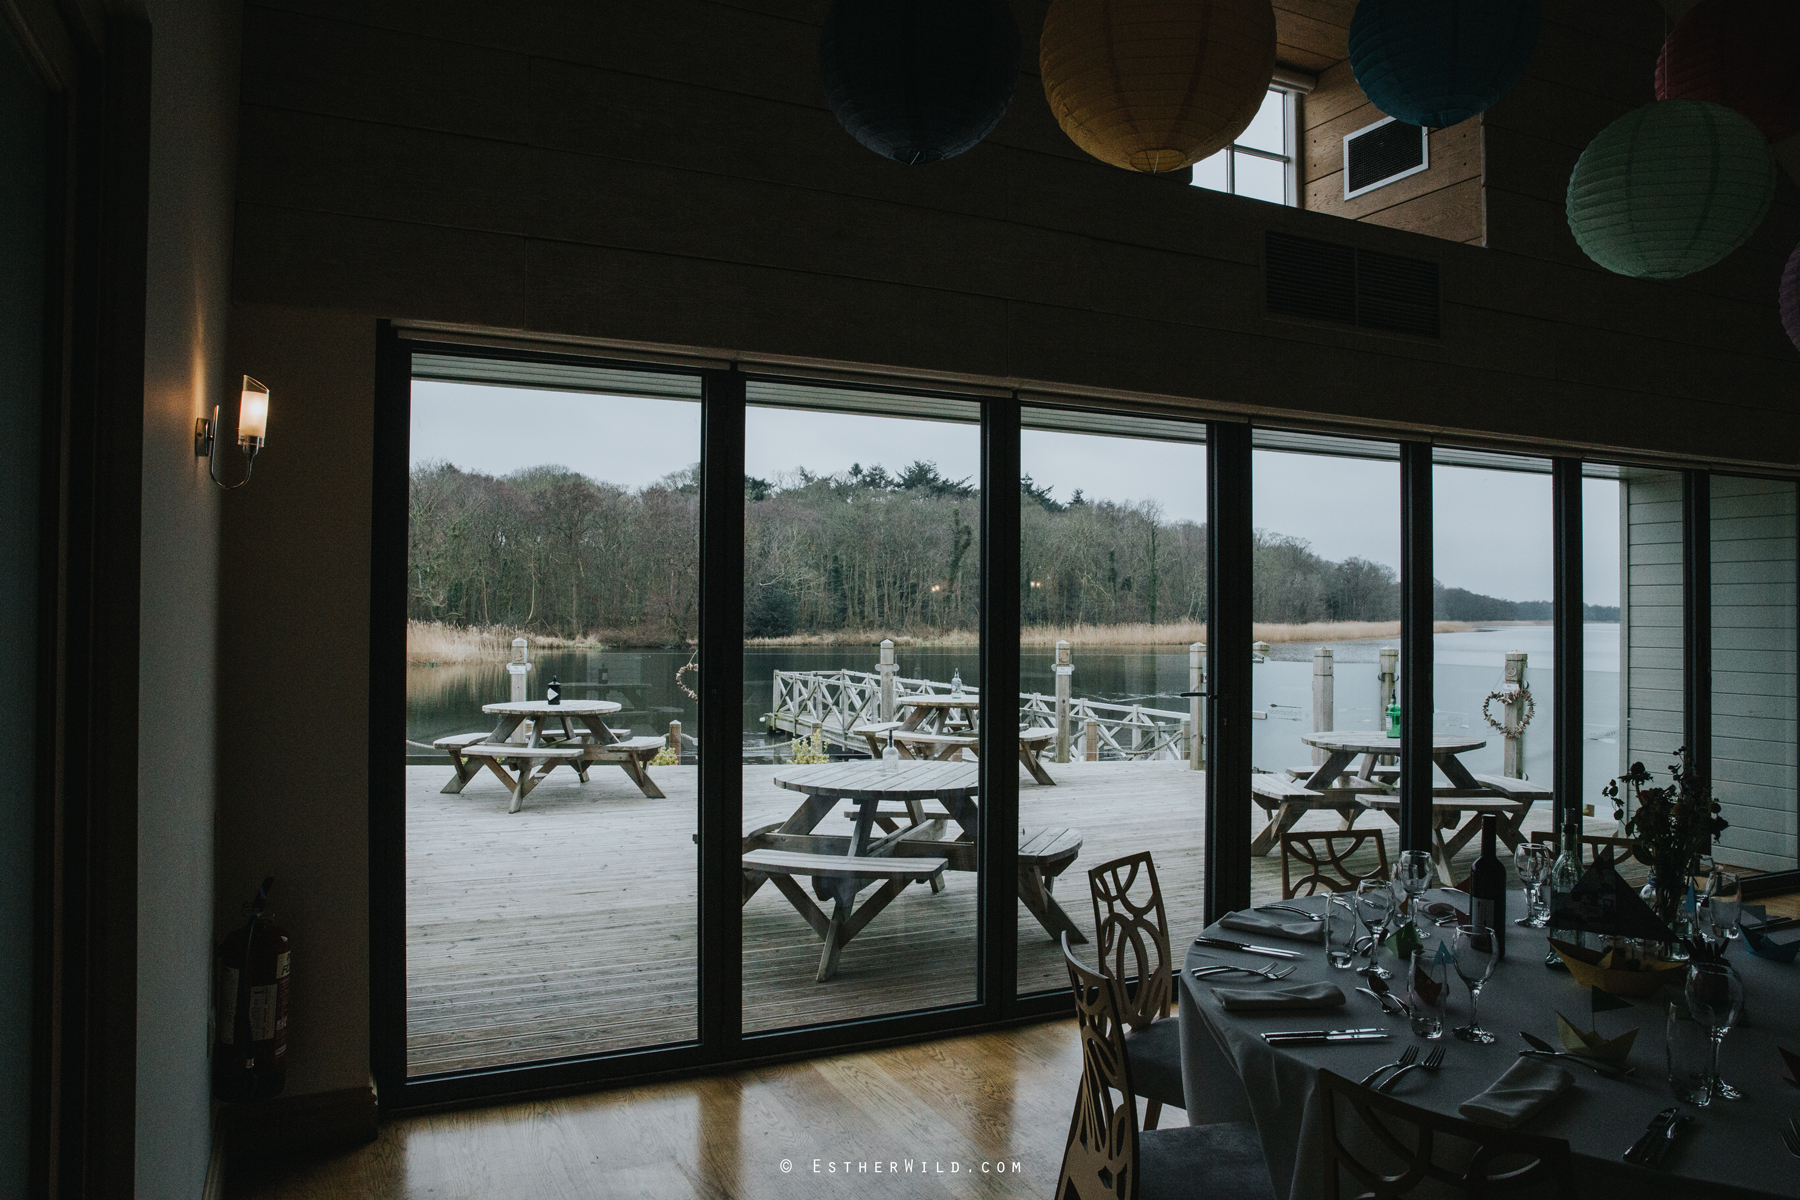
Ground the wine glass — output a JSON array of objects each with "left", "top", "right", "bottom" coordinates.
[
  {"left": 1451, "top": 924, "right": 1498, "bottom": 1044},
  {"left": 1355, "top": 878, "right": 1397, "bottom": 979},
  {"left": 1685, "top": 962, "right": 1745, "bottom": 1104},
  {"left": 1707, "top": 870, "right": 1743, "bottom": 941},
  {"left": 1514, "top": 844, "right": 1551, "bottom": 927},
  {"left": 1396, "top": 850, "right": 1433, "bottom": 919}
]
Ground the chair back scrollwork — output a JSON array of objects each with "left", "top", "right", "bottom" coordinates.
[
  {"left": 1056, "top": 933, "right": 1139, "bottom": 1200},
  {"left": 1088, "top": 852, "right": 1174, "bottom": 1030},
  {"left": 1317, "top": 1069, "right": 1574, "bottom": 1199}
]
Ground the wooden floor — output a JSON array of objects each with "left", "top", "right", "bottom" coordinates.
[
  {"left": 406, "top": 760, "right": 1588, "bottom": 1076},
  {"left": 235, "top": 1018, "right": 1109, "bottom": 1200}
]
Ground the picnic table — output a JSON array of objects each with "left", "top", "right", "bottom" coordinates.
[
  {"left": 433, "top": 699, "right": 667, "bottom": 813},
  {"left": 742, "top": 761, "right": 1084, "bottom": 981},
  {"left": 850, "top": 693, "right": 1057, "bottom": 786},
  {"left": 1248, "top": 730, "right": 1551, "bottom": 883}
]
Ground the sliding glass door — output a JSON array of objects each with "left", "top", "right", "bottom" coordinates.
[
  {"left": 740, "top": 382, "right": 984, "bottom": 1029},
  {"left": 402, "top": 356, "right": 703, "bottom": 1074},
  {"left": 1015, "top": 409, "right": 1208, "bottom": 995}
]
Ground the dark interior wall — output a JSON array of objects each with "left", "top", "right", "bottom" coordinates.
[
  {"left": 0, "top": 18, "right": 48, "bottom": 1200},
  {"left": 218, "top": 0, "right": 1800, "bottom": 1103},
  {"left": 136, "top": 0, "right": 242, "bottom": 1195}
]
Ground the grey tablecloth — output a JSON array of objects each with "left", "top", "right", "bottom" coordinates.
[{"left": 1179, "top": 890, "right": 1800, "bottom": 1199}]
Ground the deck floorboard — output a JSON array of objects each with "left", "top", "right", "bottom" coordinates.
[{"left": 404, "top": 760, "right": 1588, "bottom": 1076}]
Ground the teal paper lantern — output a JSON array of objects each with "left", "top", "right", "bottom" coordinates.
[
  {"left": 1348, "top": 0, "right": 1539, "bottom": 128},
  {"left": 1566, "top": 100, "right": 1776, "bottom": 280}
]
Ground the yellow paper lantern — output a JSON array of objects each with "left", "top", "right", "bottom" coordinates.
[{"left": 1040, "top": 0, "right": 1277, "bottom": 174}]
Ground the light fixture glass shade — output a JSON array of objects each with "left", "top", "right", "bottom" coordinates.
[{"left": 239, "top": 376, "right": 270, "bottom": 444}]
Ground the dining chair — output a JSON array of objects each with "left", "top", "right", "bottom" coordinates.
[
  {"left": 1316, "top": 1069, "right": 1574, "bottom": 1198},
  {"left": 1056, "top": 935, "right": 1275, "bottom": 1200},
  {"left": 1088, "top": 852, "right": 1182, "bottom": 1129},
  {"left": 1280, "top": 829, "right": 1391, "bottom": 899}
]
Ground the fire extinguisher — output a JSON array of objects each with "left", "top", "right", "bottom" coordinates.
[{"left": 215, "top": 876, "right": 290, "bottom": 1101}]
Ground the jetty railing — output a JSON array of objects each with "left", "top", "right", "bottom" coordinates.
[{"left": 764, "top": 640, "right": 1200, "bottom": 764}]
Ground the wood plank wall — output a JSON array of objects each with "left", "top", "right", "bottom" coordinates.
[
  {"left": 1299, "top": 62, "right": 1483, "bottom": 245},
  {"left": 227, "top": 0, "right": 1800, "bottom": 465},
  {"left": 1623, "top": 470, "right": 1687, "bottom": 784},
  {"left": 1708, "top": 477, "right": 1798, "bottom": 873}
]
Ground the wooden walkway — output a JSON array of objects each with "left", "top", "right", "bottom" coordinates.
[{"left": 404, "top": 761, "right": 1584, "bottom": 1076}]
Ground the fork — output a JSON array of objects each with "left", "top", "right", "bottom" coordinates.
[
  {"left": 1378, "top": 1045, "right": 1445, "bottom": 1091},
  {"left": 1358, "top": 1045, "right": 1417, "bottom": 1088},
  {"left": 1256, "top": 904, "right": 1324, "bottom": 922},
  {"left": 1783, "top": 1117, "right": 1800, "bottom": 1160}
]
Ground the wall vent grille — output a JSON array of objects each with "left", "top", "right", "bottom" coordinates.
[
  {"left": 1265, "top": 232, "right": 1440, "bottom": 338},
  {"left": 1344, "top": 117, "right": 1429, "bottom": 199}
]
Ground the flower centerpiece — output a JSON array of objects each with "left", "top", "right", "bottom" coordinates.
[{"left": 1603, "top": 748, "right": 1728, "bottom": 930}]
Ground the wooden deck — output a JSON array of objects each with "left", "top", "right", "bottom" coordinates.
[{"left": 405, "top": 760, "right": 1592, "bottom": 1076}]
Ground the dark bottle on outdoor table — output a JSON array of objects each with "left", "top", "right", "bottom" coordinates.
[
  {"left": 1469, "top": 813, "right": 1506, "bottom": 960},
  {"left": 547, "top": 678, "right": 561, "bottom": 705}
]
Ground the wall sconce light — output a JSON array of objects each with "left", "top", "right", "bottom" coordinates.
[{"left": 194, "top": 375, "right": 270, "bottom": 490}]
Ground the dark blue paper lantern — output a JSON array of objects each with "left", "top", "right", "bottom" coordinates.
[
  {"left": 1349, "top": 0, "right": 1539, "bottom": 128},
  {"left": 820, "top": 0, "right": 1020, "bottom": 165}
]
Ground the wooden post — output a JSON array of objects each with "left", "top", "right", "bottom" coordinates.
[
  {"left": 1312, "top": 647, "right": 1334, "bottom": 765},
  {"left": 1503, "top": 651, "right": 1527, "bottom": 778},
  {"left": 668, "top": 720, "right": 682, "bottom": 759},
  {"left": 1054, "top": 640, "right": 1073, "bottom": 764},
  {"left": 1084, "top": 718, "right": 1099, "bottom": 762},
  {"left": 1189, "top": 642, "right": 1205, "bottom": 771},
  {"left": 1179, "top": 718, "right": 1192, "bottom": 764},
  {"left": 1378, "top": 646, "right": 1398, "bottom": 715},
  {"left": 878, "top": 639, "right": 896, "bottom": 722}
]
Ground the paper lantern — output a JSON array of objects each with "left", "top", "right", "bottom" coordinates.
[
  {"left": 818, "top": 0, "right": 1020, "bottom": 165},
  {"left": 1655, "top": 0, "right": 1800, "bottom": 144},
  {"left": 1348, "top": 0, "right": 1538, "bottom": 129},
  {"left": 1040, "top": 0, "right": 1277, "bottom": 174},
  {"left": 1782, "top": 241, "right": 1800, "bottom": 354},
  {"left": 1566, "top": 100, "right": 1776, "bottom": 280}
]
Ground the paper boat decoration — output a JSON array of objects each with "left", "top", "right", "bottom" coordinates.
[
  {"left": 1780, "top": 1046, "right": 1800, "bottom": 1087},
  {"left": 1745, "top": 924, "right": 1800, "bottom": 963},
  {"left": 1548, "top": 847, "right": 1675, "bottom": 942},
  {"left": 1548, "top": 938, "right": 1686, "bottom": 997},
  {"left": 1554, "top": 1011, "right": 1638, "bottom": 1065}
]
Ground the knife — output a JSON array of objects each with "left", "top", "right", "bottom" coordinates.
[
  {"left": 1196, "top": 936, "right": 1300, "bottom": 959},
  {"left": 1262, "top": 1029, "right": 1388, "bottom": 1045},
  {"left": 1649, "top": 1114, "right": 1691, "bottom": 1169},
  {"left": 1623, "top": 1108, "right": 1677, "bottom": 1165}
]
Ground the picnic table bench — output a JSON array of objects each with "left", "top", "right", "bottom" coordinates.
[
  {"left": 434, "top": 699, "right": 667, "bottom": 812},
  {"left": 850, "top": 723, "right": 1058, "bottom": 786}
]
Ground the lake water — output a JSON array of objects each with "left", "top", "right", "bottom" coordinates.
[{"left": 406, "top": 624, "right": 1624, "bottom": 798}]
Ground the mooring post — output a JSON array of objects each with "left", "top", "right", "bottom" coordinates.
[
  {"left": 1504, "top": 651, "right": 1527, "bottom": 778},
  {"left": 1312, "top": 647, "right": 1335, "bottom": 765},
  {"left": 507, "top": 637, "right": 532, "bottom": 743},
  {"left": 1084, "top": 718, "right": 1099, "bottom": 762},
  {"left": 1054, "top": 640, "right": 1073, "bottom": 763},
  {"left": 668, "top": 719, "right": 682, "bottom": 759},
  {"left": 1179, "top": 718, "right": 1193, "bottom": 764},
  {"left": 1377, "top": 646, "right": 1398, "bottom": 715},
  {"left": 1189, "top": 642, "right": 1205, "bottom": 770},
  {"left": 878, "top": 639, "right": 896, "bottom": 723}
]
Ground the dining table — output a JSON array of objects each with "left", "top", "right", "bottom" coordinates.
[{"left": 1178, "top": 890, "right": 1800, "bottom": 1198}]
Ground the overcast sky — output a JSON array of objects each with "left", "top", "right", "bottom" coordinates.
[{"left": 411, "top": 382, "right": 1621, "bottom": 606}]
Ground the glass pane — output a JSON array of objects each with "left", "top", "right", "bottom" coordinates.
[
  {"left": 1250, "top": 435, "right": 1400, "bottom": 907},
  {"left": 405, "top": 367, "right": 704, "bottom": 1074},
  {"left": 742, "top": 387, "right": 982, "bottom": 1030},
  {"left": 1016, "top": 412, "right": 1207, "bottom": 996},
  {"left": 1598, "top": 466, "right": 1684, "bottom": 885},
  {"left": 1191, "top": 149, "right": 1228, "bottom": 194},
  {"left": 1232, "top": 151, "right": 1287, "bottom": 205},
  {"left": 1582, "top": 471, "right": 1625, "bottom": 835},
  {"left": 1238, "top": 88, "right": 1286, "bottom": 155},
  {"left": 1431, "top": 454, "right": 1554, "bottom": 885},
  {"left": 1710, "top": 476, "right": 1797, "bottom": 875}
]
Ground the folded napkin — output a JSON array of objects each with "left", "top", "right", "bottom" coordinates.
[
  {"left": 1212, "top": 982, "right": 1345, "bottom": 1013},
  {"left": 1220, "top": 912, "right": 1324, "bottom": 942},
  {"left": 1458, "top": 1058, "right": 1573, "bottom": 1129}
]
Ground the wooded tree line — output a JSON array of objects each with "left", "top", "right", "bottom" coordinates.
[{"left": 409, "top": 459, "right": 1572, "bottom": 644}]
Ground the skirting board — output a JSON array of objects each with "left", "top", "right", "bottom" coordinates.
[{"left": 220, "top": 1077, "right": 379, "bottom": 1164}]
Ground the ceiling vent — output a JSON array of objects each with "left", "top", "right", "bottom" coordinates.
[
  {"left": 1264, "top": 231, "right": 1440, "bottom": 338},
  {"left": 1343, "top": 116, "right": 1429, "bottom": 200}
]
